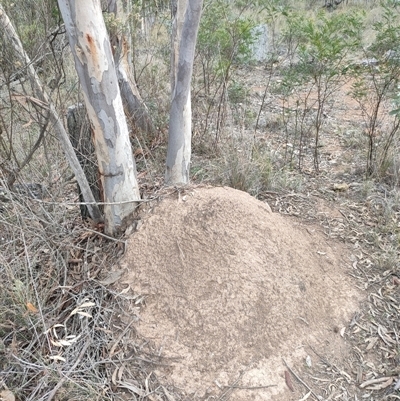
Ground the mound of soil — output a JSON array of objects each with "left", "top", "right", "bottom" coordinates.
[{"left": 120, "top": 186, "right": 361, "bottom": 400}]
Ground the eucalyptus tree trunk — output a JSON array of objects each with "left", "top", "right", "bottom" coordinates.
[
  {"left": 107, "top": 0, "right": 154, "bottom": 135},
  {"left": 170, "top": 0, "right": 187, "bottom": 94},
  {"left": 165, "top": 0, "right": 203, "bottom": 185},
  {"left": 58, "top": 0, "right": 140, "bottom": 235},
  {"left": 0, "top": 3, "right": 103, "bottom": 223}
]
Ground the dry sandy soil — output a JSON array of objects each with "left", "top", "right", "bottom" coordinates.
[
  {"left": 110, "top": 56, "right": 400, "bottom": 401},
  {"left": 119, "top": 186, "right": 363, "bottom": 400}
]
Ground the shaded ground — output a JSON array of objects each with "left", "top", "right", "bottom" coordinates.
[{"left": 119, "top": 186, "right": 362, "bottom": 400}]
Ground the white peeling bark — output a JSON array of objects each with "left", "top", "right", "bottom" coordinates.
[
  {"left": 58, "top": 0, "right": 140, "bottom": 235},
  {"left": 0, "top": 4, "right": 103, "bottom": 223},
  {"left": 165, "top": 0, "right": 203, "bottom": 185}
]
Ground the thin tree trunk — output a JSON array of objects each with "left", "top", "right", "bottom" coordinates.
[
  {"left": 0, "top": 3, "right": 103, "bottom": 223},
  {"left": 67, "top": 103, "right": 102, "bottom": 219},
  {"left": 165, "top": 0, "right": 203, "bottom": 185},
  {"left": 58, "top": 0, "right": 140, "bottom": 235},
  {"left": 107, "top": 0, "right": 154, "bottom": 135}
]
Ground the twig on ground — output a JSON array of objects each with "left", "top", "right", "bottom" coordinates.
[
  {"left": 282, "top": 358, "right": 320, "bottom": 400},
  {"left": 224, "top": 384, "right": 276, "bottom": 390},
  {"left": 84, "top": 227, "right": 126, "bottom": 243},
  {"left": 217, "top": 371, "right": 246, "bottom": 400},
  {"left": 308, "top": 343, "right": 333, "bottom": 368}
]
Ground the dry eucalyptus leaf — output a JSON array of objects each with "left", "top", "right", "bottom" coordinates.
[
  {"left": 298, "top": 391, "right": 312, "bottom": 401},
  {"left": 378, "top": 377, "right": 393, "bottom": 389},
  {"left": 69, "top": 302, "right": 95, "bottom": 317},
  {"left": 51, "top": 338, "right": 76, "bottom": 347},
  {"left": 365, "top": 379, "right": 393, "bottom": 391},
  {"left": 48, "top": 355, "right": 66, "bottom": 362},
  {"left": 118, "top": 365, "right": 125, "bottom": 382},
  {"left": 50, "top": 339, "right": 63, "bottom": 347},
  {"left": 78, "top": 301, "right": 96, "bottom": 308},
  {"left": 360, "top": 376, "right": 393, "bottom": 388},
  {"left": 26, "top": 302, "right": 38, "bottom": 313},
  {"left": 119, "top": 285, "right": 130, "bottom": 294},
  {"left": 111, "top": 367, "right": 118, "bottom": 386},
  {"left": 366, "top": 337, "right": 378, "bottom": 351},
  {"left": 125, "top": 225, "right": 134, "bottom": 236},
  {"left": 117, "top": 380, "right": 145, "bottom": 397},
  {"left": 77, "top": 311, "right": 92, "bottom": 318},
  {"left": 285, "top": 370, "right": 295, "bottom": 392}
]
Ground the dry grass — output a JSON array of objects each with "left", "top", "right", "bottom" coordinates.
[{"left": 0, "top": 183, "right": 175, "bottom": 401}]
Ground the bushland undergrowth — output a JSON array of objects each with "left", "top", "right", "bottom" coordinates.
[{"left": 1, "top": 0, "right": 400, "bottom": 400}]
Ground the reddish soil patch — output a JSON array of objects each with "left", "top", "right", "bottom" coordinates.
[{"left": 120, "top": 186, "right": 362, "bottom": 400}]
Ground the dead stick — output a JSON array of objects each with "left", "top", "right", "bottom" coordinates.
[
  {"left": 308, "top": 343, "right": 333, "bottom": 368},
  {"left": 217, "top": 371, "right": 245, "bottom": 400},
  {"left": 225, "top": 384, "right": 276, "bottom": 390},
  {"left": 282, "top": 358, "right": 319, "bottom": 400}
]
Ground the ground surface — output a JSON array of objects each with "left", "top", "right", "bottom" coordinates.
[
  {"left": 119, "top": 186, "right": 362, "bottom": 400},
  {"left": 111, "top": 62, "right": 400, "bottom": 401},
  {"left": 2, "top": 24, "right": 400, "bottom": 401}
]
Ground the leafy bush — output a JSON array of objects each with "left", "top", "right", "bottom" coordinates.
[
  {"left": 350, "top": 1, "right": 400, "bottom": 180},
  {"left": 277, "top": 8, "right": 363, "bottom": 171},
  {"left": 194, "top": 0, "right": 258, "bottom": 140}
]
